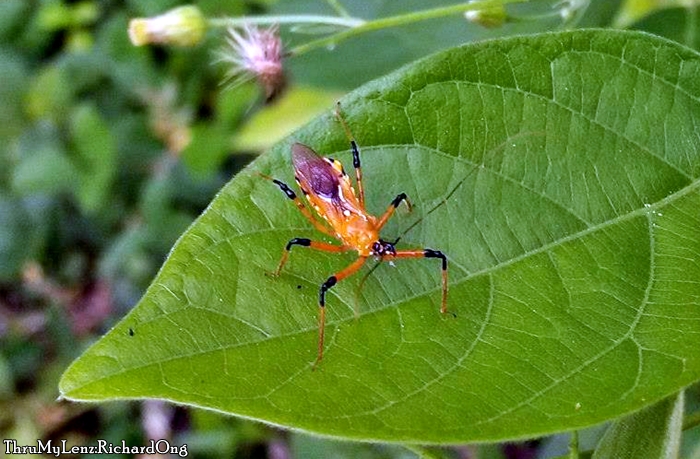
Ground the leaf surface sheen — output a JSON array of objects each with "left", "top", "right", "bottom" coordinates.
[{"left": 60, "top": 30, "right": 700, "bottom": 443}]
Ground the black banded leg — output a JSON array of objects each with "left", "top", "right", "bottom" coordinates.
[
  {"left": 257, "top": 173, "right": 333, "bottom": 236},
  {"left": 334, "top": 102, "right": 365, "bottom": 208},
  {"left": 350, "top": 139, "right": 364, "bottom": 207},
  {"left": 314, "top": 256, "right": 367, "bottom": 368},
  {"left": 392, "top": 249, "right": 450, "bottom": 315},
  {"left": 424, "top": 249, "right": 449, "bottom": 314},
  {"left": 376, "top": 192, "right": 413, "bottom": 230},
  {"left": 272, "top": 238, "right": 349, "bottom": 277}
]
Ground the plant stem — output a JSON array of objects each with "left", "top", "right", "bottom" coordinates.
[
  {"left": 291, "top": 0, "right": 526, "bottom": 55},
  {"left": 325, "top": 0, "right": 352, "bottom": 18},
  {"left": 213, "top": 1, "right": 527, "bottom": 56},
  {"left": 210, "top": 15, "right": 365, "bottom": 29},
  {"left": 568, "top": 430, "right": 579, "bottom": 459},
  {"left": 508, "top": 11, "right": 561, "bottom": 23}
]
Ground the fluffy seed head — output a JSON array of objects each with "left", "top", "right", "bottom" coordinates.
[{"left": 217, "top": 24, "right": 286, "bottom": 101}]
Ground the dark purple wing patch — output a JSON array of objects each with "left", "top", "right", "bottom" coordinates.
[{"left": 292, "top": 143, "right": 339, "bottom": 198}]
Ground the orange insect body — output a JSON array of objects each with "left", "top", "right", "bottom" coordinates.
[
  {"left": 292, "top": 143, "right": 379, "bottom": 257},
  {"left": 264, "top": 106, "right": 448, "bottom": 368}
]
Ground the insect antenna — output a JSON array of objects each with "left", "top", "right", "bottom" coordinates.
[{"left": 352, "top": 161, "right": 483, "bottom": 316}]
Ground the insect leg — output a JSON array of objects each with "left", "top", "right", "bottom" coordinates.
[
  {"left": 389, "top": 249, "right": 449, "bottom": 315},
  {"left": 376, "top": 192, "right": 413, "bottom": 230},
  {"left": 316, "top": 256, "right": 368, "bottom": 367},
  {"left": 272, "top": 238, "right": 351, "bottom": 277},
  {"left": 257, "top": 173, "right": 334, "bottom": 236},
  {"left": 335, "top": 102, "right": 365, "bottom": 208}
]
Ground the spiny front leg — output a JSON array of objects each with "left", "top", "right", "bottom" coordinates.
[
  {"left": 257, "top": 173, "right": 334, "bottom": 237},
  {"left": 376, "top": 192, "right": 413, "bottom": 230}
]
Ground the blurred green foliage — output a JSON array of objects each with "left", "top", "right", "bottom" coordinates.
[
  {"left": 1, "top": 0, "right": 700, "bottom": 458},
  {"left": 0, "top": 0, "right": 266, "bottom": 455}
]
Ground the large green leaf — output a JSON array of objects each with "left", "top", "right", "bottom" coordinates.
[
  {"left": 592, "top": 391, "right": 684, "bottom": 459},
  {"left": 60, "top": 30, "right": 700, "bottom": 443}
]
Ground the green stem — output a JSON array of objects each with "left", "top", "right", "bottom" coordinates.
[
  {"left": 209, "top": 15, "right": 364, "bottom": 29},
  {"left": 291, "top": 0, "right": 527, "bottom": 55},
  {"left": 568, "top": 430, "right": 579, "bottom": 459},
  {"left": 508, "top": 11, "right": 562, "bottom": 23},
  {"left": 325, "top": 0, "right": 351, "bottom": 18}
]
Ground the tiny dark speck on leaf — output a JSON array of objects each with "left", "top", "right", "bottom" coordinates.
[
  {"left": 129, "top": 328, "right": 134, "bottom": 336},
  {"left": 297, "top": 285, "right": 302, "bottom": 289}
]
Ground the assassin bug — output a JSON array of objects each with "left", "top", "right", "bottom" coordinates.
[{"left": 262, "top": 104, "right": 449, "bottom": 367}]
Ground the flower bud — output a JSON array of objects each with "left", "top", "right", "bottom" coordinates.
[
  {"left": 129, "top": 5, "right": 206, "bottom": 47},
  {"left": 464, "top": 1, "right": 506, "bottom": 29}
]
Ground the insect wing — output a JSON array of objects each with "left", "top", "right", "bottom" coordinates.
[
  {"left": 291, "top": 143, "right": 340, "bottom": 199},
  {"left": 291, "top": 143, "right": 363, "bottom": 229}
]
